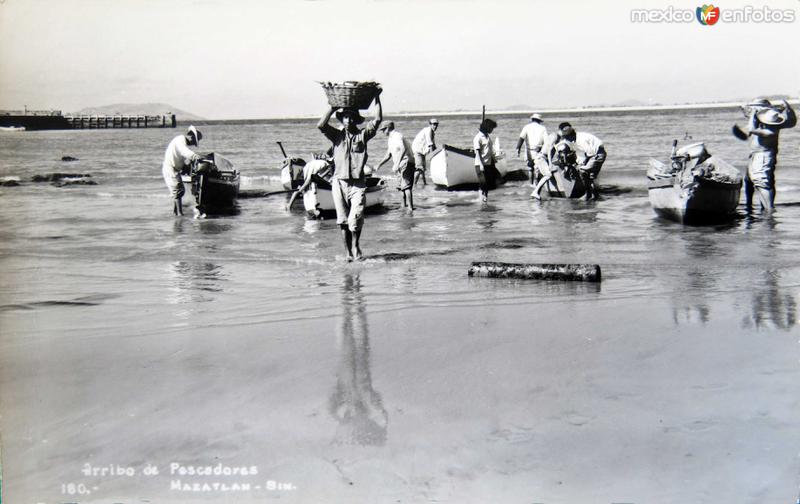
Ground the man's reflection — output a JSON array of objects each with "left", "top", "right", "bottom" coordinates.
[
  {"left": 748, "top": 270, "right": 797, "bottom": 331},
  {"left": 329, "top": 272, "right": 388, "bottom": 445}
]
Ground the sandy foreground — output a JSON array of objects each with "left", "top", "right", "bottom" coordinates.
[{"left": 1, "top": 276, "right": 799, "bottom": 504}]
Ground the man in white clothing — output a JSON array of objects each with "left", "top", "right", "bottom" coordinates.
[
  {"left": 411, "top": 118, "right": 439, "bottom": 186},
  {"left": 162, "top": 126, "right": 202, "bottom": 215},
  {"left": 515, "top": 113, "right": 547, "bottom": 185},
  {"left": 376, "top": 121, "right": 416, "bottom": 210},
  {"left": 558, "top": 122, "right": 606, "bottom": 201}
]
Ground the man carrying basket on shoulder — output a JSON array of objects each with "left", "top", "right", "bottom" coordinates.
[{"left": 318, "top": 88, "right": 382, "bottom": 261}]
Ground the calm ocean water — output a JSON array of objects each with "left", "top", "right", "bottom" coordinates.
[{"left": 2, "top": 109, "right": 800, "bottom": 502}]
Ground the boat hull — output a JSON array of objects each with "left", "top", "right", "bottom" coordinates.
[
  {"left": 303, "top": 177, "right": 386, "bottom": 217},
  {"left": 648, "top": 177, "right": 741, "bottom": 224},
  {"left": 546, "top": 167, "right": 587, "bottom": 199},
  {"left": 280, "top": 159, "right": 306, "bottom": 190},
  {"left": 429, "top": 145, "right": 511, "bottom": 189},
  {"left": 186, "top": 153, "right": 240, "bottom": 213}
]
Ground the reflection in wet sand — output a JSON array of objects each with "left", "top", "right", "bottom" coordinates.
[
  {"left": 168, "top": 261, "right": 225, "bottom": 306},
  {"left": 329, "top": 272, "right": 388, "bottom": 446},
  {"left": 747, "top": 270, "right": 797, "bottom": 331}
]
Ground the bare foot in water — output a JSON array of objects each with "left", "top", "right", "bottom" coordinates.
[
  {"left": 354, "top": 247, "right": 363, "bottom": 261},
  {"left": 531, "top": 192, "right": 541, "bottom": 200},
  {"left": 346, "top": 254, "right": 354, "bottom": 262}
]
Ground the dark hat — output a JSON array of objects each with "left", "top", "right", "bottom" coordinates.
[
  {"left": 335, "top": 108, "right": 365, "bottom": 124},
  {"left": 479, "top": 118, "right": 497, "bottom": 131},
  {"left": 379, "top": 121, "right": 395, "bottom": 131}
]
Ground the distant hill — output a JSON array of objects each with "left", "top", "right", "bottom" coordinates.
[{"left": 74, "top": 103, "right": 205, "bottom": 120}]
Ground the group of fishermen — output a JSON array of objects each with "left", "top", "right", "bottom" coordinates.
[{"left": 161, "top": 95, "right": 796, "bottom": 261}]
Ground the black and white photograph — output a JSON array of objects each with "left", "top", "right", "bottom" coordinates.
[{"left": 1, "top": 0, "right": 800, "bottom": 502}]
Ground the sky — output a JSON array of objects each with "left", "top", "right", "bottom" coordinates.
[{"left": 0, "top": 0, "right": 798, "bottom": 119}]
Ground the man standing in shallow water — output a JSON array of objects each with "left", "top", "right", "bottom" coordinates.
[
  {"left": 318, "top": 93, "right": 382, "bottom": 261},
  {"left": 162, "top": 126, "right": 202, "bottom": 216},
  {"left": 739, "top": 98, "right": 796, "bottom": 212}
]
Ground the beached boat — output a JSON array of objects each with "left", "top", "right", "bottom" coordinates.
[
  {"left": 188, "top": 153, "right": 240, "bottom": 213},
  {"left": 546, "top": 166, "right": 586, "bottom": 198},
  {"left": 647, "top": 142, "right": 742, "bottom": 224},
  {"left": 429, "top": 144, "right": 512, "bottom": 189},
  {"left": 303, "top": 177, "right": 386, "bottom": 218},
  {"left": 280, "top": 157, "right": 306, "bottom": 190},
  {"left": 0, "top": 126, "right": 26, "bottom": 132}
]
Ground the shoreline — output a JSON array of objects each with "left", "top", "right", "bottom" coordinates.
[{"left": 189, "top": 99, "right": 800, "bottom": 123}]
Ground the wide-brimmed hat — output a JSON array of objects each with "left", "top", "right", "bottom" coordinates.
[
  {"left": 187, "top": 125, "right": 202, "bottom": 143},
  {"left": 747, "top": 97, "right": 772, "bottom": 108},
  {"left": 756, "top": 109, "right": 786, "bottom": 126},
  {"left": 335, "top": 108, "right": 365, "bottom": 124},
  {"left": 676, "top": 142, "right": 707, "bottom": 159},
  {"left": 429, "top": 118, "right": 439, "bottom": 125},
  {"left": 530, "top": 113, "right": 543, "bottom": 122},
  {"left": 379, "top": 121, "right": 395, "bottom": 131}
]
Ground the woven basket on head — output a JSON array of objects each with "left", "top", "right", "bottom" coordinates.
[{"left": 320, "top": 81, "right": 381, "bottom": 110}]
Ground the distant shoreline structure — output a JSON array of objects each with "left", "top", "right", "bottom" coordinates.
[{"left": 198, "top": 98, "right": 799, "bottom": 123}]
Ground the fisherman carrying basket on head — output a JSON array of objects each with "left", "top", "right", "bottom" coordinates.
[{"left": 317, "top": 82, "right": 383, "bottom": 261}]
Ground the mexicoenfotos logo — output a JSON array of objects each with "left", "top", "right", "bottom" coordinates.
[
  {"left": 631, "top": 4, "right": 796, "bottom": 23},
  {"left": 696, "top": 4, "right": 720, "bottom": 25}
]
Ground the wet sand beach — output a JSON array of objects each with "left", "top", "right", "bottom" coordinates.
[{"left": 1, "top": 110, "right": 800, "bottom": 502}]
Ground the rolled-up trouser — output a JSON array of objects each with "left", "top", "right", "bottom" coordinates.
[
  {"left": 332, "top": 178, "right": 366, "bottom": 232},
  {"left": 579, "top": 147, "right": 606, "bottom": 180},
  {"left": 162, "top": 164, "right": 185, "bottom": 199},
  {"left": 747, "top": 149, "right": 777, "bottom": 208},
  {"left": 747, "top": 150, "right": 776, "bottom": 190},
  {"left": 477, "top": 163, "right": 500, "bottom": 193},
  {"left": 413, "top": 152, "right": 426, "bottom": 174},
  {"left": 396, "top": 157, "right": 415, "bottom": 191}
]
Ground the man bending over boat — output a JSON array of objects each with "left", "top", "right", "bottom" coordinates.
[
  {"left": 286, "top": 151, "right": 333, "bottom": 209},
  {"left": 737, "top": 99, "right": 796, "bottom": 212},
  {"left": 162, "top": 126, "right": 202, "bottom": 216},
  {"left": 557, "top": 122, "right": 606, "bottom": 201},
  {"left": 376, "top": 121, "right": 416, "bottom": 211},
  {"left": 318, "top": 92, "right": 382, "bottom": 261}
]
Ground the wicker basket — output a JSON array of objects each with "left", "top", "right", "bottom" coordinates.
[{"left": 320, "top": 81, "right": 381, "bottom": 110}]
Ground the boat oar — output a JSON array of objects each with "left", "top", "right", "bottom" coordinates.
[
  {"left": 277, "top": 141, "right": 288, "bottom": 159},
  {"left": 732, "top": 124, "right": 748, "bottom": 141}
]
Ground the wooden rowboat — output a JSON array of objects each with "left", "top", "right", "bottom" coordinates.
[
  {"left": 303, "top": 177, "right": 386, "bottom": 218},
  {"left": 429, "top": 144, "right": 513, "bottom": 189},
  {"left": 280, "top": 158, "right": 306, "bottom": 190},
  {"left": 184, "top": 153, "right": 240, "bottom": 213},
  {"left": 546, "top": 166, "right": 586, "bottom": 199},
  {"left": 647, "top": 156, "right": 742, "bottom": 224}
]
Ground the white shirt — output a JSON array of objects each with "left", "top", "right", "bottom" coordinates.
[
  {"left": 519, "top": 122, "right": 548, "bottom": 161},
  {"left": 473, "top": 131, "right": 494, "bottom": 166},
  {"left": 412, "top": 126, "right": 436, "bottom": 155},
  {"left": 162, "top": 135, "right": 198, "bottom": 176},
  {"left": 573, "top": 132, "right": 604, "bottom": 157},
  {"left": 302, "top": 159, "right": 331, "bottom": 180},
  {"left": 387, "top": 131, "right": 412, "bottom": 169}
]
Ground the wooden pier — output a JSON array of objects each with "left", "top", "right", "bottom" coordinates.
[{"left": 63, "top": 113, "right": 177, "bottom": 129}]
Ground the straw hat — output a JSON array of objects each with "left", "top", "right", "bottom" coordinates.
[
  {"left": 756, "top": 109, "right": 786, "bottom": 126},
  {"left": 335, "top": 108, "right": 365, "bottom": 124},
  {"left": 530, "top": 113, "right": 543, "bottom": 122},
  {"left": 187, "top": 125, "right": 202, "bottom": 143},
  {"left": 676, "top": 142, "right": 707, "bottom": 159}
]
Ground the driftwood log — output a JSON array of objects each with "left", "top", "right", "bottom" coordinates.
[{"left": 468, "top": 262, "right": 601, "bottom": 282}]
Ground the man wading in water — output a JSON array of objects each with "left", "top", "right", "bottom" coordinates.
[
  {"left": 161, "top": 126, "right": 202, "bottom": 216},
  {"left": 736, "top": 98, "right": 796, "bottom": 213},
  {"left": 318, "top": 92, "right": 383, "bottom": 261}
]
